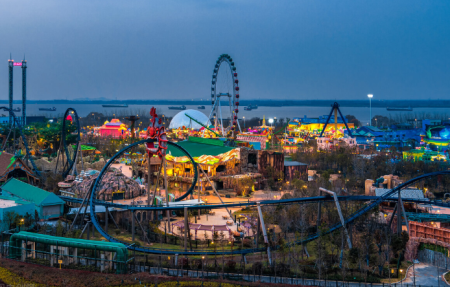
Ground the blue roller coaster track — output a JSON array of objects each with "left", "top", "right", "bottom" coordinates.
[
  {"left": 0, "top": 107, "right": 40, "bottom": 176},
  {"left": 61, "top": 138, "right": 450, "bottom": 255}
]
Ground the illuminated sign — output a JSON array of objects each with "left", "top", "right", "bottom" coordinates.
[{"left": 13, "top": 63, "right": 22, "bottom": 66}]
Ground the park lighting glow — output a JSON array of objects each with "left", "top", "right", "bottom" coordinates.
[
  {"left": 268, "top": 118, "right": 274, "bottom": 124},
  {"left": 367, "top": 94, "right": 373, "bottom": 98}
]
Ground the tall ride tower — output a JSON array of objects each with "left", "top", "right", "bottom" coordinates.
[
  {"left": 7, "top": 55, "right": 27, "bottom": 126},
  {"left": 21, "top": 58, "right": 27, "bottom": 126},
  {"left": 8, "top": 56, "right": 13, "bottom": 126}
]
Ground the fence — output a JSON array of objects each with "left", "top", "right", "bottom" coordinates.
[
  {"left": 418, "top": 248, "right": 450, "bottom": 270},
  {"left": 0, "top": 234, "right": 440, "bottom": 287}
]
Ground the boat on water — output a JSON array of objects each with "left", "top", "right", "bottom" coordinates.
[
  {"left": 386, "top": 107, "right": 413, "bottom": 111},
  {"left": 197, "top": 106, "right": 205, "bottom": 110},
  {"left": 168, "top": 105, "right": 186, "bottom": 110},
  {"left": 12, "top": 107, "right": 21, "bottom": 112},
  {"left": 244, "top": 106, "right": 252, "bottom": 111},
  {"left": 102, "top": 104, "right": 128, "bottom": 108},
  {"left": 39, "top": 107, "right": 56, "bottom": 111}
]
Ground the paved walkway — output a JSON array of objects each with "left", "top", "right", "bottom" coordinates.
[{"left": 402, "top": 263, "right": 448, "bottom": 286}]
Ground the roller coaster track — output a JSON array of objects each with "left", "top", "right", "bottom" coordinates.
[
  {"left": 0, "top": 107, "right": 40, "bottom": 176},
  {"left": 273, "top": 118, "right": 290, "bottom": 135},
  {"left": 56, "top": 108, "right": 81, "bottom": 178},
  {"left": 66, "top": 138, "right": 450, "bottom": 255},
  {"left": 184, "top": 113, "right": 219, "bottom": 137}
]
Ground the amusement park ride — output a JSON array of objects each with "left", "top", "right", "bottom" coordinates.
[
  {"left": 3, "top": 54, "right": 446, "bottom": 268},
  {"left": 54, "top": 108, "right": 83, "bottom": 178},
  {"left": 207, "top": 54, "right": 242, "bottom": 137},
  {"left": 8, "top": 54, "right": 27, "bottom": 126},
  {"left": 124, "top": 115, "right": 140, "bottom": 138},
  {"left": 319, "top": 102, "right": 354, "bottom": 138},
  {"left": 0, "top": 107, "right": 40, "bottom": 176}
]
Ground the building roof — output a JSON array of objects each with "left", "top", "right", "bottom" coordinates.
[
  {"left": 284, "top": 161, "right": 308, "bottom": 167},
  {"left": 167, "top": 137, "right": 235, "bottom": 157},
  {"left": 0, "top": 152, "right": 36, "bottom": 180},
  {"left": 375, "top": 188, "right": 424, "bottom": 199},
  {"left": 1, "top": 178, "right": 65, "bottom": 206},
  {"left": 0, "top": 152, "right": 19, "bottom": 175},
  {"left": 74, "top": 145, "right": 97, "bottom": 151},
  {"left": 0, "top": 195, "right": 31, "bottom": 206}
]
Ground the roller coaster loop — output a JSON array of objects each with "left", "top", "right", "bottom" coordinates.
[
  {"left": 58, "top": 108, "right": 81, "bottom": 178},
  {"left": 89, "top": 139, "right": 200, "bottom": 253},
  {"left": 0, "top": 107, "right": 40, "bottom": 176}
]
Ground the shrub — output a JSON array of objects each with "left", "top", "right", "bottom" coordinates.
[
  {"left": 274, "top": 262, "right": 290, "bottom": 276},
  {"left": 252, "top": 262, "right": 263, "bottom": 273},
  {"left": 191, "top": 259, "right": 202, "bottom": 269},
  {"left": 225, "top": 260, "right": 236, "bottom": 272},
  {"left": 178, "top": 257, "right": 189, "bottom": 268},
  {"left": 242, "top": 238, "right": 252, "bottom": 248}
]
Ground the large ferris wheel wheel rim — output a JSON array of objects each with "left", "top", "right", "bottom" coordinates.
[{"left": 210, "top": 54, "right": 240, "bottom": 129}]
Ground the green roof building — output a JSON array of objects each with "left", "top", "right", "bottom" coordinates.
[
  {"left": 0, "top": 179, "right": 65, "bottom": 220},
  {"left": 167, "top": 137, "right": 235, "bottom": 157}
]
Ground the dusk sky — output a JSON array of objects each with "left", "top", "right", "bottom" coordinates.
[{"left": 1, "top": 0, "right": 449, "bottom": 101}]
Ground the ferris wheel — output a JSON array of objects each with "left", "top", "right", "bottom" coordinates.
[{"left": 208, "top": 54, "right": 241, "bottom": 136}]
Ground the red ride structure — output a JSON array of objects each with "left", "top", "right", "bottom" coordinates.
[{"left": 145, "top": 107, "right": 168, "bottom": 158}]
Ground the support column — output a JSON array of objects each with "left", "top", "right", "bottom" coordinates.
[
  {"left": 92, "top": 221, "right": 96, "bottom": 238},
  {"left": 132, "top": 211, "right": 135, "bottom": 241},
  {"left": 31, "top": 242, "right": 35, "bottom": 259},
  {"left": 21, "top": 58, "right": 27, "bottom": 126},
  {"left": 399, "top": 195, "right": 410, "bottom": 234},
  {"left": 184, "top": 207, "right": 188, "bottom": 252},
  {"left": 105, "top": 207, "right": 109, "bottom": 233},
  {"left": 8, "top": 57, "right": 13, "bottom": 127},
  {"left": 50, "top": 246, "right": 55, "bottom": 266},
  {"left": 165, "top": 157, "right": 171, "bottom": 232},
  {"left": 334, "top": 107, "right": 338, "bottom": 137},
  {"left": 63, "top": 247, "right": 69, "bottom": 265},
  {"left": 397, "top": 192, "right": 402, "bottom": 235},
  {"left": 198, "top": 180, "right": 201, "bottom": 219},
  {"left": 21, "top": 241, "right": 26, "bottom": 262},
  {"left": 147, "top": 153, "right": 151, "bottom": 208},
  {"left": 257, "top": 202, "right": 271, "bottom": 265},
  {"left": 107, "top": 251, "right": 113, "bottom": 269},
  {"left": 73, "top": 248, "right": 78, "bottom": 265},
  {"left": 319, "top": 188, "right": 352, "bottom": 248},
  {"left": 101, "top": 253, "right": 105, "bottom": 272},
  {"left": 317, "top": 189, "right": 322, "bottom": 229}
]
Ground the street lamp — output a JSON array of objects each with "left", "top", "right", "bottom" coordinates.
[
  {"left": 269, "top": 118, "right": 274, "bottom": 127},
  {"left": 368, "top": 94, "right": 373, "bottom": 126},
  {"left": 243, "top": 116, "right": 245, "bottom": 129},
  {"left": 400, "top": 269, "right": 403, "bottom": 287}
]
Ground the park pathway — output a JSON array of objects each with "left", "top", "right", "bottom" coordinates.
[{"left": 402, "top": 263, "right": 448, "bottom": 286}]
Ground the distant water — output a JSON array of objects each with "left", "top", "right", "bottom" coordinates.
[{"left": 5, "top": 103, "right": 450, "bottom": 124}]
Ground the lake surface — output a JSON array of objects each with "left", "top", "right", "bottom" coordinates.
[{"left": 6, "top": 103, "right": 450, "bottom": 124}]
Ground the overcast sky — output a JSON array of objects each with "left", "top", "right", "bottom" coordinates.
[{"left": 1, "top": 0, "right": 449, "bottom": 101}]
